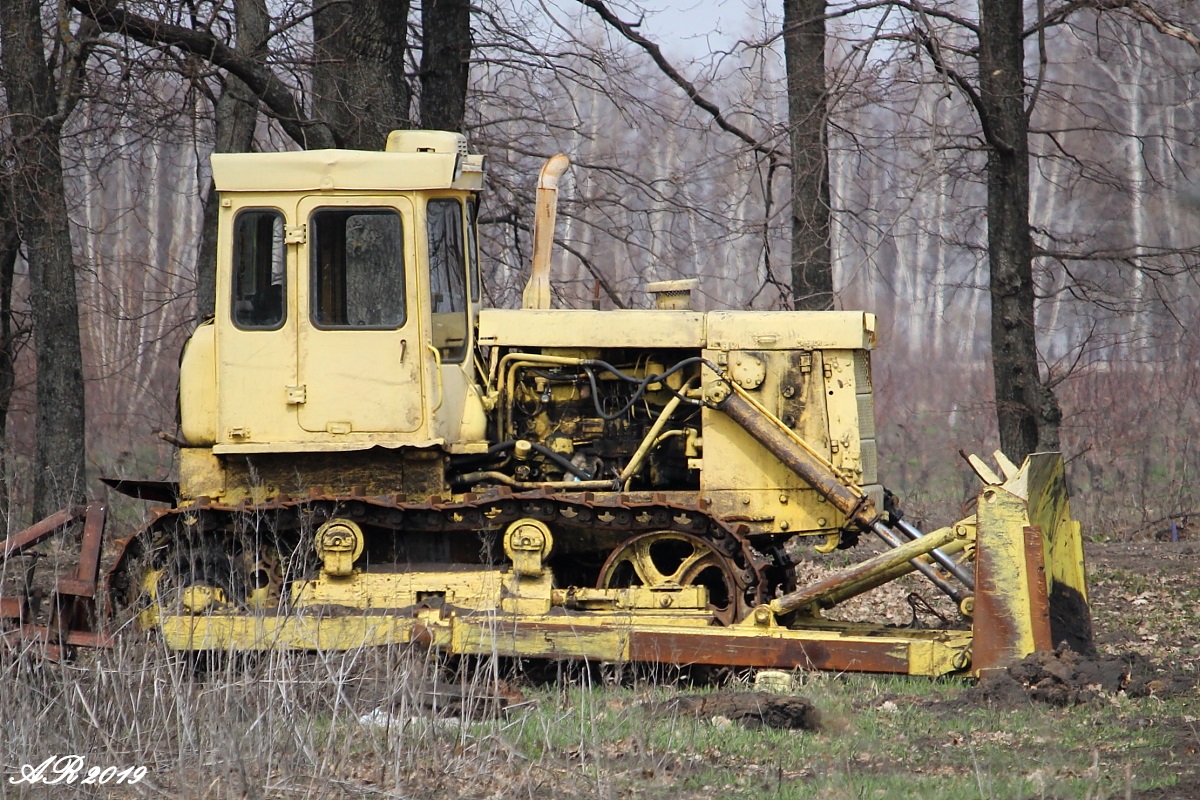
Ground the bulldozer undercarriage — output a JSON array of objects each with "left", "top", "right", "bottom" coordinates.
[{"left": 2, "top": 452, "right": 1092, "bottom": 677}]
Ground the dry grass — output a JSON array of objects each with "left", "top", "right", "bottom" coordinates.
[
  {"left": 2, "top": 540, "right": 1197, "bottom": 799},
  {"left": 1, "top": 640, "right": 550, "bottom": 799}
]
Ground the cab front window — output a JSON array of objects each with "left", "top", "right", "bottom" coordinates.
[{"left": 311, "top": 208, "right": 406, "bottom": 329}]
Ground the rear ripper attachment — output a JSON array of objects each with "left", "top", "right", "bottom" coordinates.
[
  {"left": 4, "top": 132, "right": 1092, "bottom": 676},
  {"left": 1, "top": 504, "right": 113, "bottom": 659}
]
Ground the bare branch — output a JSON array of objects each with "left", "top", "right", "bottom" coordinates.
[
  {"left": 572, "top": 0, "right": 787, "bottom": 166},
  {"left": 68, "top": 0, "right": 336, "bottom": 149}
]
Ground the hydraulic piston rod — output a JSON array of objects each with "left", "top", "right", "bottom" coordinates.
[
  {"left": 705, "top": 380, "right": 878, "bottom": 529},
  {"left": 870, "top": 524, "right": 968, "bottom": 605},
  {"left": 768, "top": 523, "right": 961, "bottom": 616},
  {"left": 894, "top": 518, "right": 976, "bottom": 590}
]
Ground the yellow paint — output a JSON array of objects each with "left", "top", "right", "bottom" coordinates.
[
  {"left": 293, "top": 194, "right": 426, "bottom": 436},
  {"left": 314, "top": 519, "right": 364, "bottom": 577},
  {"left": 291, "top": 568, "right": 505, "bottom": 611},
  {"left": 159, "top": 613, "right": 420, "bottom": 651},
  {"left": 700, "top": 348, "right": 874, "bottom": 536},
  {"left": 152, "top": 589, "right": 971, "bottom": 675},
  {"left": 478, "top": 309, "right": 707, "bottom": 348},
  {"left": 179, "top": 321, "right": 217, "bottom": 445},
  {"left": 970, "top": 452, "right": 1089, "bottom": 669},
  {"left": 706, "top": 311, "right": 876, "bottom": 350},
  {"left": 549, "top": 586, "right": 710, "bottom": 613},
  {"left": 1022, "top": 453, "right": 1088, "bottom": 604},
  {"left": 152, "top": 130, "right": 1089, "bottom": 679},
  {"left": 178, "top": 448, "right": 226, "bottom": 501},
  {"left": 211, "top": 131, "right": 483, "bottom": 194}
]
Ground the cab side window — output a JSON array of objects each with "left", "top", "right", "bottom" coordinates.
[
  {"left": 232, "top": 210, "right": 285, "bottom": 329},
  {"left": 427, "top": 198, "right": 468, "bottom": 362},
  {"left": 467, "top": 198, "right": 481, "bottom": 303}
]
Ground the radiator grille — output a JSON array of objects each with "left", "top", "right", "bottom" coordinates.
[
  {"left": 857, "top": 392, "right": 876, "bottom": 440},
  {"left": 853, "top": 351, "right": 872, "bottom": 392},
  {"left": 860, "top": 439, "right": 879, "bottom": 485}
]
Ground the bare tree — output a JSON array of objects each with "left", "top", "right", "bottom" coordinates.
[
  {"left": 978, "top": 0, "right": 1062, "bottom": 457},
  {"left": 312, "top": 0, "right": 412, "bottom": 150},
  {"left": 0, "top": 185, "right": 24, "bottom": 521},
  {"left": 71, "top": 0, "right": 337, "bottom": 149},
  {"left": 784, "top": 0, "right": 833, "bottom": 310},
  {"left": 197, "top": 0, "right": 270, "bottom": 319},
  {"left": 0, "top": 0, "right": 90, "bottom": 518},
  {"left": 420, "top": 0, "right": 471, "bottom": 132}
]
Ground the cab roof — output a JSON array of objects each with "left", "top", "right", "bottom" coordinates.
[{"left": 211, "top": 130, "right": 485, "bottom": 194}]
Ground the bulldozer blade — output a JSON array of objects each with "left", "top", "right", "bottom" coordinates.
[{"left": 971, "top": 452, "right": 1092, "bottom": 674}]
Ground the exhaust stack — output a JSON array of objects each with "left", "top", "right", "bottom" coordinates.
[{"left": 522, "top": 154, "right": 570, "bottom": 309}]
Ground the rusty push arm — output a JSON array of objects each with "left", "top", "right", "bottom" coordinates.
[{"left": 767, "top": 524, "right": 962, "bottom": 617}]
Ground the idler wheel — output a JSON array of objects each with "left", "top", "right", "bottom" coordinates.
[{"left": 597, "top": 531, "right": 747, "bottom": 625}]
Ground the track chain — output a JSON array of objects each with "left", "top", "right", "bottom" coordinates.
[{"left": 109, "top": 487, "right": 774, "bottom": 623}]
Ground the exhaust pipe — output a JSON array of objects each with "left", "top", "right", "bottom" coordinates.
[{"left": 522, "top": 154, "right": 570, "bottom": 309}]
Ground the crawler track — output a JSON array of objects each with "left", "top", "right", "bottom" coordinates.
[{"left": 109, "top": 487, "right": 777, "bottom": 624}]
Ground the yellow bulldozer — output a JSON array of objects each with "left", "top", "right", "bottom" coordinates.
[{"left": 1, "top": 131, "right": 1091, "bottom": 675}]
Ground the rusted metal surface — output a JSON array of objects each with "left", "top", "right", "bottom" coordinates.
[
  {"left": 1, "top": 504, "right": 110, "bottom": 656},
  {"left": 454, "top": 619, "right": 913, "bottom": 673},
  {"left": 1, "top": 506, "right": 86, "bottom": 559},
  {"left": 51, "top": 504, "right": 107, "bottom": 637},
  {"left": 1, "top": 596, "right": 26, "bottom": 623},
  {"left": 628, "top": 630, "right": 911, "bottom": 672},
  {"left": 1022, "top": 526, "right": 1053, "bottom": 653},
  {"left": 970, "top": 491, "right": 1022, "bottom": 673},
  {"left": 3, "top": 626, "right": 114, "bottom": 649}
]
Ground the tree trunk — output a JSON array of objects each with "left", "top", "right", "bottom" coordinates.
[
  {"left": 0, "top": 187, "right": 20, "bottom": 523},
  {"left": 0, "top": 0, "right": 88, "bottom": 519},
  {"left": 420, "top": 0, "right": 472, "bottom": 132},
  {"left": 978, "top": 0, "right": 1061, "bottom": 461},
  {"left": 783, "top": 0, "right": 833, "bottom": 311},
  {"left": 196, "top": 0, "right": 269, "bottom": 320},
  {"left": 313, "top": 0, "right": 412, "bottom": 150}
]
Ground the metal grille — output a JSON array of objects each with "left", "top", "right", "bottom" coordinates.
[
  {"left": 857, "top": 392, "right": 876, "bottom": 440},
  {"left": 860, "top": 439, "right": 879, "bottom": 485}
]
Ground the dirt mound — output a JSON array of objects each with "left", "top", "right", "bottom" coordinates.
[
  {"left": 642, "top": 690, "right": 820, "bottom": 730},
  {"left": 956, "top": 646, "right": 1196, "bottom": 709}
]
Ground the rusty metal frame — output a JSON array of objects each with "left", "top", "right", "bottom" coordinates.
[{"left": 1, "top": 503, "right": 111, "bottom": 658}]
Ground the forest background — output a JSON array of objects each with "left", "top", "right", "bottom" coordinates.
[{"left": 0, "top": 0, "right": 1198, "bottom": 537}]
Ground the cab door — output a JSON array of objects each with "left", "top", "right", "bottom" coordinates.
[
  {"left": 295, "top": 196, "right": 426, "bottom": 436},
  {"left": 217, "top": 206, "right": 298, "bottom": 446}
]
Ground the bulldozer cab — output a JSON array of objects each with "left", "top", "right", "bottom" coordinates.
[{"left": 182, "top": 131, "right": 487, "bottom": 455}]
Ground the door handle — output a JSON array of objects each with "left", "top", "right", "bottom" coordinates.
[{"left": 426, "top": 344, "right": 444, "bottom": 412}]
